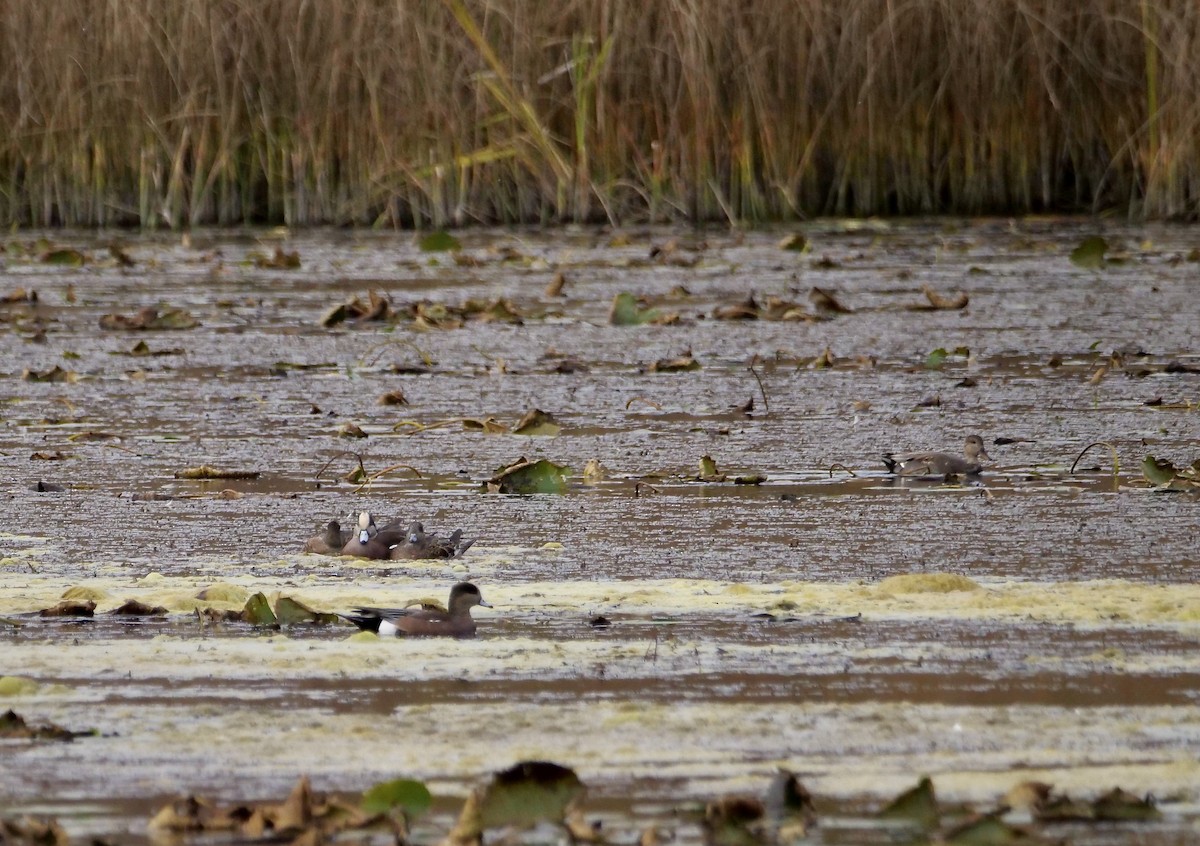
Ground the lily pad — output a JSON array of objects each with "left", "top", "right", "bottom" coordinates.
[
  {"left": 513, "top": 408, "right": 561, "bottom": 436},
  {"left": 449, "top": 761, "right": 584, "bottom": 842},
  {"left": 486, "top": 457, "right": 570, "bottom": 494},
  {"left": 418, "top": 231, "right": 462, "bottom": 252},
  {"left": 241, "top": 593, "right": 278, "bottom": 626},
  {"left": 1070, "top": 235, "right": 1108, "bottom": 269},
  {"left": 1092, "top": 787, "right": 1161, "bottom": 821},
  {"left": 361, "top": 778, "right": 432, "bottom": 817},
  {"left": 1142, "top": 455, "right": 1180, "bottom": 487},
  {"left": 609, "top": 292, "right": 660, "bottom": 326},
  {"left": 274, "top": 596, "right": 339, "bottom": 626},
  {"left": 878, "top": 775, "right": 938, "bottom": 829},
  {"left": 174, "top": 465, "right": 260, "bottom": 480},
  {"left": 40, "top": 248, "right": 86, "bottom": 266}
]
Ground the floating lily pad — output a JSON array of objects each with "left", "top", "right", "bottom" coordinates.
[
  {"left": 942, "top": 811, "right": 1030, "bottom": 845},
  {"left": 1070, "top": 235, "right": 1108, "bottom": 269},
  {"left": 609, "top": 292, "right": 660, "bottom": 325},
  {"left": 809, "top": 286, "right": 852, "bottom": 313},
  {"left": 463, "top": 417, "right": 509, "bottom": 434},
  {"left": 449, "top": 761, "right": 584, "bottom": 842},
  {"left": 486, "top": 457, "right": 570, "bottom": 494},
  {"left": 698, "top": 456, "right": 725, "bottom": 482},
  {"left": 361, "top": 778, "right": 432, "bottom": 817},
  {"left": 274, "top": 596, "right": 339, "bottom": 626},
  {"left": 513, "top": 408, "right": 561, "bottom": 436},
  {"left": 419, "top": 231, "right": 462, "bottom": 252},
  {"left": 1, "top": 709, "right": 94, "bottom": 741},
  {"left": 241, "top": 593, "right": 277, "bottom": 626},
  {"left": 40, "top": 248, "right": 86, "bottom": 266},
  {"left": 878, "top": 776, "right": 938, "bottom": 829},
  {"left": 99, "top": 306, "right": 199, "bottom": 331},
  {"left": 1092, "top": 787, "right": 1161, "bottom": 821}
]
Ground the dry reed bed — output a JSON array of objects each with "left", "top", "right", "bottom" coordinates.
[{"left": 0, "top": 0, "right": 1195, "bottom": 227}]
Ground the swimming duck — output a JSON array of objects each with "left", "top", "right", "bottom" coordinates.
[
  {"left": 340, "top": 511, "right": 395, "bottom": 558},
  {"left": 302, "top": 520, "right": 349, "bottom": 555},
  {"left": 882, "top": 434, "right": 991, "bottom": 477},
  {"left": 341, "top": 582, "right": 491, "bottom": 637},
  {"left": 389, "top": 521, "right": 478, "bottom": 560}
]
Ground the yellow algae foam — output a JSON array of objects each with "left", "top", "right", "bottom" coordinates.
[
  {"left": 877, "top": 573, "right": 982, "bottom": 594},
  {"left": 0, "top": 676, "right": 41, "bottom": 696}
]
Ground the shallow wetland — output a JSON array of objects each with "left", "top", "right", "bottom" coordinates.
[{"left": 1, "top": 219, "right": 1199, "bottom": 844}]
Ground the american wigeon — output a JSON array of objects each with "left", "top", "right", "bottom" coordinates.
[
  {"left": 340, "top": 511, "right": 393, "bottom": 558},
  {"left": 389, "top": 521, "right": 477, "bottom": 560},
  {"left": 303, "top": 520, "right": 348, "bottom": 555},
  {"left": 882, "top": 434, "right": 991, "bottom": 477},
  {"left": 341, "top": 582, "right": 490, "bottom": 637}
]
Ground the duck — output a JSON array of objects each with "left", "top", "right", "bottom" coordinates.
[
  {"left": 341, "top": 582, "right": 491, "bottom": 637},
  {"left": 389, "top": 521, "right": 478, "bottom": 560},
  {"left": 882, "top": 434, "right": 991, "bottom": 477},
  {"left": 340, "top": 511, "right": 396, "bottom": 558},
  {"left": 303, "top": 520, "right": 349, "bottom": 555}
]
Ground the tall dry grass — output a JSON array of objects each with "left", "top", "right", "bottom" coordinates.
[{"left": 0, "top": 0, "right": 1195, "bottom": 227}]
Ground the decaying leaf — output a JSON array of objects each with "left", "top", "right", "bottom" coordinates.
[
  {"left": 109, "top": 600, "right": 168, "bottom": 616},
  {"left": 0, "top": 816, "right": 71, "bottom": 845},
  {"left": 1, "top": 287, "right": 37, "bottom": 304},
  {"left": 703, "top": 795, "right": 766, "bottom": 846},
  {"left": 712, "top": 296, "right": 760, "bottom": 320},
  {"left": 1091, "top": 787, "right": 1161, "bottom": 821},
  {"left": 378, "top": 389, "right": 408, "bottom": 406},
  {"left": 361, "top": 778, "right": 432, "bottom": 817},
  {"left": 809, "top": 286, "right": 852, "bottom": 313},
  {"left": 1142, "top": 455, "right": 1178, "bottom": 487},
  {"left": 582, "top": 459, "right": 609, "bottom": 484},
  {"left": 809, "top": 347, "right": 835, "bottom": 369},
  {"left": 337, "top": 422, "right": 369, "bottom": 439},
  {"left": 0, "top": 709, "right": 93, "bottom": 742},
  {"left": 40, "top": 248, "right": 87, "bottom": 266},
  {"left": 21, "top": 366, "right": 77, "bottom": 383},
  {"left": 609, "top": 292, "right": 661, "bottom": 326},
  {"left": 241, "top": 593, "right": 278, "bottom": 626},
  {"left": 39, "top": 600, "right": 96, "bottom": 618},
  {"left": 734, "top": 474, "right": 767, "bottom": 485},
  {"left": 912, "top": 285, "right": 969, "bottom": 310},
  {"left": 29, "top": 451, "right": 69, "bottom": 461},
  {"left": 925, "top": 346, "right": 969, "bottom": 370},
  {"left": 99, "top": 306, "right": 199, "bottom": 330},
  {"left": 251, "top": 247, "right": 301, "bottom": 269},
  {"left": 174, "top": 465, "right": 260, "bottom": 480},
  {"left": 418, "top": 231, "right": 462, "bottom": 252},
  {"left": 651, "top": 353, "right": 701, "bottom": 372},
  {"left": 698, "top": 456, "right": 725, "bottom": 482},
  {"left": 877, "top": 776, "right": 938, "bottom": 830},
  {"left": 463, "top": 417, "right": 510, "bottom": 434},
  {"left": 486, "top": 457, "right": 570, "bottom": 494},
  {"left": 545, "top": 271, "right": 567, "bottom": 297},
  {"left": 123, "top": 340, "right": 184, "bottom": 356},
  {"left": 447, "top": 761, "right": 585, "bottom": 845},
  {"left": 513, "top": 408, "right": 561, "bottom": 436},
  {"left": 1070, "top": 235, "right": 1108, "bottom": 269},
  {"left": 942, "top": 810, "right": 1033, "bottom": 845},
  {"left": 778, "top": 233, "right": 809, "bottom": 251},
  {"left": 274, "top": 596, "right": 340, "bottom": 626}
]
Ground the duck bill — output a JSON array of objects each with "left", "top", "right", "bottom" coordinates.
[{"left": 478, "top": 600, "right": 493, "bottom": 608}]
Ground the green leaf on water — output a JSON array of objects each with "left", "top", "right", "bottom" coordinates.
[
  {"left": 1091, "top": 787, "right": 1161, "bottom": 821},
  {"left": 486, "top": 458, "right": 570, "bottom": 494},
  {"left": 274, "top": 596, "right": 338, "bottom": 626},
  {"left": 878, "top": 776, "right": 939, "bottom": 830},
  {"left": 450, "top": 761, "right": 584, "bottom": 841},
  {"left": 609, "top": 292, "right": 660, "bottom": 325},
  {"left": 418, "top": 231, "right": 461, "bottom": 252},
  {"left": 361, "top": 778, "right": 432, "bottom": 816},
  {"left": 925, "top": 348, "right": 948, "bottom": 370},
  {"left": 1070, "top": 236, "right": 1108, "bottom": 269},
  {"left": 1142, "top": 455, "right": 1178, "bottom": 487},
  {"left": 512, "top": 408, "right": 561, "bottom": 436},
  {"left": 241, "top": 593, "right": 277, "bottom": 626},
  {"left": 40, "top": 248, "right": 86, "bottom": 266}
]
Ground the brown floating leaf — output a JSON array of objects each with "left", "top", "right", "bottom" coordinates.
[
  {"left": 809, "top": 286, "right": 852, "bottom": 313},
  {"left": 651, "top": 353, "right": 701, "bottom": 373},
  {"left": 0, "top": 816, "right": 71, "bottom": 845},
  {"left": 109, "top": 600, "right": 168, "bottom": 616},
  {"left": 39, "top": 600, "right": 96, "bottom": 618},
  {"left": 698, "top": 456, "right": 725, "bottom": 482},
  {"left": 703, "top": 795, "right": 766, "bottom": 846},
  {"left": 99, "top": 306, "right": 199, "bottom": 331},
  {"left": 778, "top": 233, "right": 809, "bottom": 251},
  {"left": 513, "top": 408, "right": 561, "bottom": 436},
  {"left": 712, "top": 296, "right": 760, "bottom": 320},
  {"left": 174, "top": 465, "right": 260, "bottom": 480},
  {"left": 109, "top": 244, "right": 135, "bottom": 266},
  {"left": 40, "top": 248, "right": 86, "bottom": 266},
  {"left": 809, "top": 347, "right": 835, "bottom": 369},
  {"left": 378, "top": 389, "right": 408, "bottom": 406},
  {"left": 30, "top": 451, "right": 70, "bottom": 461},
  {"left": 1091, "top": 787, "right": 1161, "bottom": 821},
  {"left": 0, "top": 709, "right": 91, "bottom": 741},
  {"left": 582, "top": 459, "right": 609, "bottom": 484},
  {"left": 21, "top": 366, "right": 77, "bottom": 383},
  {"left": 337, "top": 422, "right": 369, "bottom": 439},
  {"left": 463, "top": 417, "right": 509, "bottom": 434},
  {"left": 1, "top": 287, "right": 36, "bottom": 304},
  {"left": 942, "top": 810, "right": 1033, "bottom": 845},
  {"left": 918, "top": 285, "right": 969, "bottom": 310},
  {"left": 545, "top": 271, "right": 567, "bottom": 297},
  {"left": 252, "top": 247, "right": 301, "bottom": 269}
]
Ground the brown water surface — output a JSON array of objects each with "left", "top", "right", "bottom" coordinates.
[{"left": 2, "top": 220, "right": 1199, "bottom": 844}]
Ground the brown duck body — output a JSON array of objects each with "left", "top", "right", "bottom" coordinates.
[
  {"left": 342, "top": 582, "right": 490, "bottom": 637},
  {"left": 388, "top": 522, "right": 478, "bottom": 560},
  {"left": 303, "top": 520, "right": 348, "bottom": 555},
  {"left": 882, "top": 434, "right": 991, "bottom": 477}
]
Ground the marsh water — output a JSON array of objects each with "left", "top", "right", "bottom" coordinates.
[{"left": 1, "top": 220, "right": 1199, "bottom": 844}]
